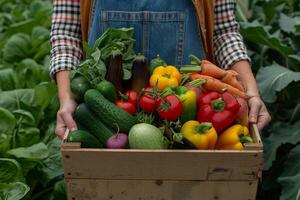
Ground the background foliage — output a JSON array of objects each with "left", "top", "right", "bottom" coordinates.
[
  {"left": 0, "top": 0, "right": 65, "bottom": 199},
  {"left": 237, "top": 0, "right": 300, "bottom": 199},
  {"left": 0, "top": 0, "right": 299, "bottom": 199}
]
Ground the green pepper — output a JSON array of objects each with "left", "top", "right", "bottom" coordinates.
[
  {"left": 149, "top": 54, "right": 167, "bottom": 74},
  {"left": 163, "top": 85, "right": 197, "bottom": 123},
  {"left": 96, "top": 80, "right": 118, "bottom": 102}
]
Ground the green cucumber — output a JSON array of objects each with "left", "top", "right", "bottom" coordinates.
[
  {"left": 85, "top": 89, "right": 137, "bottom": 133},
  {"left": 67, "top": 130, "right": 102, "bottom": 148},
  {"left": 75, "top": 104, "right": 114, "bottom": 145}
]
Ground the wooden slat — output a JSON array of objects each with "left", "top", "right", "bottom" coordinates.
[
  {"left": 62, "top": 149, "right": 263, "bottom": 181},
  {"left": 249, "top": 124, "right": 262, "bottom": 145},
  {"left": 66, "top": 179, "right": 258, "bottom": 200}
]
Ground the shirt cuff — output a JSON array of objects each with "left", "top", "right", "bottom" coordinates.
[
  {"left": 50, "top": 55, "right": 80, "bottom": 79},
  {"left": 214, "top": 32, "right": 251, "bottom": 69}
]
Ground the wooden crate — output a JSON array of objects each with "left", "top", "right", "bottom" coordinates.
[{"left": 61, "top": 124, "right": 263, "bottom": 200}]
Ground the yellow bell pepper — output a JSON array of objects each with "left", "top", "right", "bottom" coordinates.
[
  {"left": 216, "top": 124, "right": 253, "bottom": 150},
  {"left": 149, "top": 65, "right": 182, "bottom": 91},
  {"left": 180, "top": 121, "right": 218, "bottom": 149}
]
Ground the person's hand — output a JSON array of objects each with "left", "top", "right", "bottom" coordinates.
[
  {"left": 55, "top": 97, "right": 78, "bottom": 139},
  {"left": 248, "top": 96, "right": 271, "bottom": 132}
]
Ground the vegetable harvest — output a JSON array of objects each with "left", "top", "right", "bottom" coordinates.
[{"left": 66, "top": 28, "right": 254, "bottom": 152}]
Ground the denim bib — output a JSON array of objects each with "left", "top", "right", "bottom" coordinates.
[{"left": 88, "top": 0, "right": 205, "bottom": 66}]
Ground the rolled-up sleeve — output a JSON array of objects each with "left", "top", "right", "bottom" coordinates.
[
  {"left": 213, "top": 0, "right": 251, "bottom": 69},
  {"left": 50, "top": 0, "right": 83, "bottom": 78}
]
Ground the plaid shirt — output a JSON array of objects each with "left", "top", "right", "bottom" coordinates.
[{"left": 50, "top": 0, "right": 250, "bottom": 77}]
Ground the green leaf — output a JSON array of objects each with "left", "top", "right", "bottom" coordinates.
[
  {"left": 263, "top": 121, "right": 300, "bottom": 170},
  {"left": 12, "top": 128, "right": 40, "bottom": 149},
  {"left": 50, "top": 180, "right": 67, "bottom": 200},
  {"left": 0, "top": 68, "right": 19, "bottom": 91},
  {"left": 37, "top": 138, "right": 63, "bottom": 183},
  {"left": 12, "top": 109, "right": 36, "bottom": 127},
  {"left": 256, "top": 63, "right": 300, "bottom": 103},
  {"left": 0, "top": 107, "right": 16, "bottom": 134},
  {"left": 15, "top": 59, "right": 50, "bottom": 88},
  {"left": 7, "top": 142, "right": 48, "bottom": 161},
  {"left": 278, "top": 145, "right": 300, "bottom": 200},
  {"left": 0, "top": 182, "right": 29, "bottom": 200},
  {"left": 3, "top": 33, "right": 31, "bottom": 62},
  {"left": 0, "top": 158, "right": 24, "bottom": 183},
  {"left": 0, "top": 134, "right": 11, "bottom": 156},
  {"left": 5, "top": 19, "right": 36, "bottom": 37},
  {"left": 279, "top": 14, "right": 300, "bottom": 34},
  {"left": 123, "top": 68, "right": 132, "bottom": 80},
  {"left": 31, "top": 26, "right": 49, "bottom": 41},
  {"left": 0, "top": 89, "right": 36, "bottom": 112},
  {"left": 34, "top": 82, "right": 57, "bottom": 111},
  {"left": 289, "top": 55, "right": 300, "bottom": 63},
  {"left": 291, "top": 102, "right": 300, "bottom": 123},
  {"left": 240, "top": 21, "right": 294, "bottom": 56}
]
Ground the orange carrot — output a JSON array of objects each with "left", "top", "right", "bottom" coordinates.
[
  {"left": 190, "top": 74, "right": 249, "bottom": 99},
  {"left": 221, "top": 70, "right": 245, "bottom": 92},
  {"left": 200, "top": 60, "right": 227, "bottom": 79},
  {"left": 188, "top": 55, "right": 227, "bottom": 79}
]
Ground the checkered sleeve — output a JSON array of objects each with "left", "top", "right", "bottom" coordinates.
[
  {"left": 213, "top": 0, "right": 251, "bottom": 69},
  {"left": 50, "top": 0, "right": 83, "bottom": 78}
]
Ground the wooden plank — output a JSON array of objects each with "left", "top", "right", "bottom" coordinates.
[
  {"left": 66, "top": 179, "right": 258, "bottom": 200},
  {"left": 249, "top": 124, "right": 262, "bottom": 145},
  {"left": 62, "top": 149, "right": 263, "bottom": 181}
]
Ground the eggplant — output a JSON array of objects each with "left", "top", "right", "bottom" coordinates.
[
  {"left": 131, "top": 54, "right": 150, "bottom": 93},
  {"left": 105, "top": 49, "right": 124, "bottom": 92}
]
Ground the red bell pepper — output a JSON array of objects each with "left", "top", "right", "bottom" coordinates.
[
  {"left": 156, "top": 94, "right": 182, "bottom": 121},
  {"left": 115, "top": 90, "right": 138, "bottom": 115},
  {"left": 197, "top": 92, "right": 240, "bottom": 133}
]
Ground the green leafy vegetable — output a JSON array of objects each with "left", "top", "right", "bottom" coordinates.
[
  {"left": 263, "top": 121, "right": 300, "bottom": 170},
  {"left": 75, "top": 27, "right": 136, "bottom": 86},
  {"left": 7, "top": 142, "right": 49, "bottom": 161},
  {"left": 0, "top": 182, "right": 29, "bottom": 200},
  {"left": 278, "top": 145, "right": 300, "bottom": 200},
  {"left": 256, "top": 63, "right": 300, "bottom": 103}
]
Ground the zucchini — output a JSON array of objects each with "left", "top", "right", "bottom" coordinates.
[
  {"left": 85, "top": 89, "right": 137, "bottom": 133},
  {"left": 75, "top": 104, "right": 113, "bottom": 145},
  {"left": 67, "top": 130, "right": 103, "bottom": 148}
]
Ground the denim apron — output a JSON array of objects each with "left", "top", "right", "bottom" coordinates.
[{"left": 88, "top": 0, "right": 205, "bottom": 66}]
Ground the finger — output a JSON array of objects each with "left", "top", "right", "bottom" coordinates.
[
  {"left": 61, "top": 112, "right": 77, "bottom": 132},
  {"left": 55, "top": 116, "right": 67, "bottom": 139},
  {"left": 249, "top": 101, "right": 261, "bottom": 124},
  {"left": 257, "top": 112, "right": 272, "bottom": 132},
  {"left": 55, "top": 126, "right": 66, "bottom": 140}
]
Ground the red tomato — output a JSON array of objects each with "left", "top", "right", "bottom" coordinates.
[
  {"left": 156, "top": 94, "right": 182, "bottom": 121},
  {"left": 125, "top": 90, "right": 138, "bottom": 107},
  {"left": 139, "top": 87, "right": 157, "bottom": 113},
  {"left": 115, "top": 100, "right": 136, "bottom": 115}
]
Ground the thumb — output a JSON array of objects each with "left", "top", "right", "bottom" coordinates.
[
  {"left": 62, "top": 112, "right": 77, "bottom": 132},
  {"left": 248, "top": 101, "right": 260, "bottom": 124}
]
